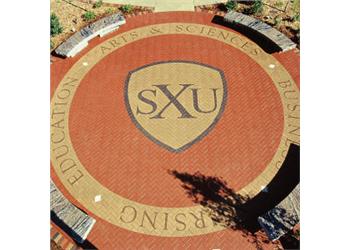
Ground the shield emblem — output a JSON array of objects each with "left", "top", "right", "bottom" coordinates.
[{"left": 125, "top": 61, "right": 227, "bottom": 152}]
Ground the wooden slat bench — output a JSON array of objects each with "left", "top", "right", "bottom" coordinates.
[{"left": 55, "top": 13, "right": 126, "bottom": 58}]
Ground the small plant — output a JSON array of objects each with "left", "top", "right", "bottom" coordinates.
[
  {"left": 105, "top": 8, "right": 114, "bottom": 14},
  {"left": 50, "top": 13, "right": 63, "bottom": 37},
  {"left": 120, "top": 4, "right": 134, "bottom": 14},
  {"left": 93, "top": 0, "right": 103, "bottom": 8},
  {"left": 50, "top": 39, "right": 54, "bottom": 50},
  {"left": 83, "top": 11, "right": 96, "bottom": 21},
  {"left": 251, "top": 0, "right": 263, "bottom": 14},
  {"left": 225, "top": 0, "right": 237, "bottom": 11},
  {"left": 293, "top": 13, "right": 300, "bottom": 22},
  {"left": 274, "top": 16, "right": 283, "bottom": 27}
]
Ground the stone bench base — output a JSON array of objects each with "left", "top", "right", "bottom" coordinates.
[
  {"left": 258, "top": 184, "right": 300, "bottom": 240},
  {"left": 66, "top": 41, "right": 89, "bottom": 58},
  {"left": 98, "top": 22, "right": 121, "bottom": 37},
  {"left": 55, "top": 13, "right": 126, "bottom": 58},
  {"left": 224, "top": 11, "right": 296, "bottom": 52},
  {"left": 50, "top": 180, "right": 95, "bottom": 243}
]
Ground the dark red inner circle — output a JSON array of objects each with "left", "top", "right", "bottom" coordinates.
[{"left": 69, "top": 34, "right": 284, "bottom": 207}]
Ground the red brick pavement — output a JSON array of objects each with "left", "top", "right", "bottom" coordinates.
[
  {"left": 51, "top": 11, "right": 299, "bottom": 249},
  {"left": 51, "top": 223, "right": 80, "bottom": 250}
]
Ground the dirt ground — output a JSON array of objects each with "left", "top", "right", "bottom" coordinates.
[
  {"left": 259, "top": 0, "right": 300, "bottom": 45},
  {"left": 50, "top": 240, "right": 63, "bottom": 250},
  {"left": 50, "top": 0, "right": 152, "bottom": 50}
]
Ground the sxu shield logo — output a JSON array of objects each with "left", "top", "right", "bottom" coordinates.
[{"left": 125, "top": 61, "right": 227, "bottom": 152}]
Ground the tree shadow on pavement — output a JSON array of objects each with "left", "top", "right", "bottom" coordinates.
[
  {"left": 168, "top": 169, "right": 272, "bottom": 250},
  {"left": 168, "top": 144, "right": 299, "bottom": 250}
]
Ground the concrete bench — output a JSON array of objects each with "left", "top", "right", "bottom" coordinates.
[
  {"left": 55, "top": 13, "right": 126, "bottom": 58},
  {"left": 257, "top": 184, "right": 300, "bottom": 241},
  {"left": 50, "top": 180, "right": 96, "bottom": 243},
  {"left": 224, "top": 11, "right": 296, "bottom": 52}
]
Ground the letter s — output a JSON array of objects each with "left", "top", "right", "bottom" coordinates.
[{"left": 136, "top": 89, "right": 157, "bottom": 115}]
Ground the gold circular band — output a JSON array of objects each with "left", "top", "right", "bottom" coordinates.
[{"left": 51, "top": 23, "right": 299, "bottom": 237}]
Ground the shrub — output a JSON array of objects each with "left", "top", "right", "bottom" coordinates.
[
  {"left": 251, "top": 0, "right": 263, "bottom": 14},
  {"left": 105, "top": 8, "right": 114, "bottom": 14},
  {"left": 293, "top": 13, "right": 300, "bottom": 22},
  {"left": 50, "top": 39, "right": 54, "bottom": 50},
  {"left": 50, "top": 13, "right": 63, "bottom": 36},
  {"left": 225, "top": 0, "right": 237, "bottom": 11},
  {"left": 83, "top": 11, "right": 96, "bottom": 21},
  {"left": 120, "top": 4, "right": 133, "bottom": 14},
  {"left": 93, "top": 0, "right": 103, "bottom": 8}
]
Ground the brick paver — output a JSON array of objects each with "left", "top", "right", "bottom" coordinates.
[
  {"left": 51, "top": 12, "right": 299, "bottom": 249},
  {"left": 51, "top": 223, "right": 81, "bottom": 250}
]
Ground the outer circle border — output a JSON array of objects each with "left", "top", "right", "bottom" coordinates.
[{"left": 50, "top": 23, "right": 300, "bottom": 237}]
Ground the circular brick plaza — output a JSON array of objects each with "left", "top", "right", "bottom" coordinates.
[{"left": 51, "top": 12, "right": 299, "bottom": 249}]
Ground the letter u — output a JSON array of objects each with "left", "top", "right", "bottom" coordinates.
[{"left": 191, "top": 88, "right": 219, "bottom": 113}]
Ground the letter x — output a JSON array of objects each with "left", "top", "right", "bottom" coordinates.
[{"left": 151, "top": 84, "right": 195, "bottom": 119}]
